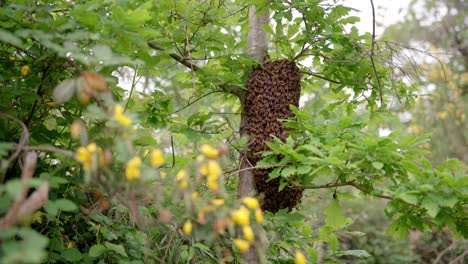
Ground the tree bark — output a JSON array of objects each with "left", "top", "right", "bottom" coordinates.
[
  {"left": 236, "top": 5, "right": 269, "bottom": 264},
  {"left": 237, "top": 6, "right": 269, "bottom": 199}
]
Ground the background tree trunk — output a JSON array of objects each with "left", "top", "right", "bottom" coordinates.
[
  {"left": 237, "top": 5, "right": 269, "bottom": 200},
  {"left": 236, "top": 5, "right": 269, "bottom": 264}
]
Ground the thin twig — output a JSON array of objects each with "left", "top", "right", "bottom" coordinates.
[
  {"left": 171, "top": 90, "right": 224, "bottom": 114},
  {"left": 369, "top": 0, "right": 383, "bottom": 103},
  {"left": 448, "top": 250, "right": 468, "bottom": 264},
  {"left": 433, "top": 241, "right": 456, "bottom": 264},
  {"left": 301, "top": 181, "right": 355, "bottom": 189},
  {"left": 300, "top": 70, "right": 342, "bottom": 84}
]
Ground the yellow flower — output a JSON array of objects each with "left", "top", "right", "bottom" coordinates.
[
  {"left": 212, "top": 199, "right": 225, "bottom": 206},
  {"left": 255, "top": 208, "right": 264, "bottom": 224},
  {"left": 86, "top": 143, "right": 97, "bottom": 153},
  {"left": 196, "top": 155, "right": 204, "bottom": 162},
  {"left": 200, "top": 163, "right": 208, "bottom": 175},
  {"left": 191, "top": 192, "right": 200, "bottom": 200},
  {"left": 114, "top": 105, "right": 132, "bottom": 126},
  {"left": 200, "top": 144, "right": 219, "bottom": 159},
  {"left": 21, "top": 65, "right": 29, "bottom": 76},
  {"left": 125, "top": 156, "right": 141, "bottom": 181},
  {"left": 242, "top": 225, "right": 254, "bottom": 242},
  {"left": 295, "top": 250, "right": 307, "bottom": 264},
  {"left": 242, "top": 197, "right": 260, "bottom": 210},
  {"left": 76, "top": 145, "right": 92, "bottom": 171},
  {"left": 436, "top": 111, "right": 448, "bottom": 120},
  {"left": 232, "top": 206, "right": 250, "bottom": 226},
  {"left": 207, "top": 160, "right": 222, "bottom": 178},
  {"left": 408, "top": 125, "right": 423, "bottom": 135},
  {"left": 176, "top": 170, "right": 188, "bottom": 189},
  {"left": 76, "top": 146, "right": 90, "bottom": 162},
  {"left": 150, "top": 149, "right": 164, "bottom": 167},
  {"left": 183, "top": 220, "right": 192, "bottom": 235},
  {"left": 233, "top": 239, "right": 250, "bottom": 252},
  {"left": 207, "top": 178, "right": 219, "bottom": 191},
  {"left": 67, "top": 241, "right": 76, "bottom": 249}
]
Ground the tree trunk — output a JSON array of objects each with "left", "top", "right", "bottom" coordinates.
[
  {"left": 237, "top": 5, "right": 269, "bottom": 200},
  {"left": 236, "top": 5, "right": 269, "bottom": 264}
]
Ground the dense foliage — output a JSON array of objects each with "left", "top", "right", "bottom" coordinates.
[{"left": 0, "top": 0, "right": 466, "bottom": 263}]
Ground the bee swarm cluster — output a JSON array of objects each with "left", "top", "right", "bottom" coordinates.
[{"left": 243, "top": 59, "right": 303, "bottom": 212}]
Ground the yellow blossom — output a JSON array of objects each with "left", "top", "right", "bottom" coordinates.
[
  {"left": 67, "top": 241, "right": 76, "bottom": 249},
  {"left": 295, "top": 250, "right": 307, "bottom": 264},
  {"left": 125, "top": 156, "right": 141, "bottom": 181},
  {"left": 408, "top": 125, "right": 423, "bottom": 135},
  {"left": 191, "top": 192, "right": 200, "bottom": 200},
  {"left": 436, "top": 111, "right": 448, "bottom": 120},
  {"left": 243, "top": 197, "right": 260, "bottom": 210},
  {"left": 212, "top": 199, "right": 225, "bottom": 206},
  {"left": 200, "top": 144, "right": 219, "bottom": 159},
  {"left": 114, "top": 105, "right": 132, "bottom": 126},
  {"left": 21, "top": 65, "right": 29, "bottom": 76},
  {"left": 196, "top": 155, "right": 204, "bottom": 162},
  {"left": 233, "top": 239, "right": 250, "bottom": 252},
  {"left": 232, "top": 206, "right": 250, "bottom": 226},
  {"left": 242, "top": 225, "right": 254, "bottom": 242},
  {"left": 179, "top": 180, "right": 188, "bottom": 189},
  {"left": 207, "top": 160, "right": 222, "bottom": 178},
  {"left": 255, "top": 208, "right": 264, "bottom": 224},
  {"left": 183, "top": 220, "right": 192, "bottom": 235},
  {"left": 76, "top": 146, "right": 92, "bottom": 171},
  {"left": 150, "top": 149, "right": 164, "bottom": 167},
  {"left": 208, "top": 178, "right": 219, "bottom": 190},
  {"left": 86, "top": 143, "right": 97, "bottom": 153},
  {"left": 176, "top": 170, "right": 188, "bottom": 189}
]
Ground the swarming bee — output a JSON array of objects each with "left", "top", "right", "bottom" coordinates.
[{"left": 243, "top": 59, "right": 303, "bottom": 212}]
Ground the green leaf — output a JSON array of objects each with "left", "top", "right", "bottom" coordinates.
[
  {"left": 386, "top": 219, "right": 410, "bottom": 239},
  {"left": 335, "top": 249, "right": 370, "bottom": 258},
  {"left": 0, "top": 29, "right": 23, "bottom": 46},
  {"left": 89, "top": 244, "right": 107, "bottom": 258},
  {"left": 54, "top": 199, "right": 78, "bottom": 212},
  {"left": 262, "top": 24, "right": 275, "bottom": 35},
  {"left": 397, "top": 192, "right": 419, "bottom": 205},
  {"left": 421, "top": 196, "right": 440, "bottom": 218},
  {"left": 62, "top": 248, "right": 82, "bottom": 262},
  {"left": 296, "top": 165, "right": 312, "bottom": 174},
  {"left": 104, "top": 242, "right": 128, "bottom": 257},
  {"left": 52, "top": 79, "right": 76, "bottom": 104},
  {"left": 324, "top": 199, "right": 348, "bottom": 228},
  {"left": 281, "top": 166, "right": 296, "bottom": 178},
  {"left": 371, "top": 161, "right": 384, "bottom": 170}
]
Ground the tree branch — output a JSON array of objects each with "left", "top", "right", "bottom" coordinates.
[
  {"left": 300, "top": 70, "right": 342, "bottom": 84},
  {"left": 147, "top": 42, "right": 245, "bottom": 98},
  {"left": 148, "top": 42, "right": 199, "bottom": 71},
  {"left": 300, "top": 180, "right": 394, "bottom": 200}
]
